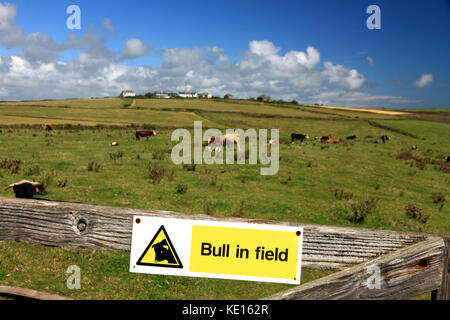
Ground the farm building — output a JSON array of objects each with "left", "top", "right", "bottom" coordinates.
[
  {"left": 199, "top": 92, "right": 212, "bottom": 99},
  {"left": 121, "top": 90, "right": 136, "bottom": 98},
  {"left": 257, "top": 94, "right": 271, "bottom": 102},
  {"left": 155, "top": 92, "right": 171, "bottom": 99},
  {"left": 178, "top": 92, "right": 198, "bottom": 98}
]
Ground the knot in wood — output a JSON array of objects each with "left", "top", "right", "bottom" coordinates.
[{"left": 76, "top": 218, "right": 88, "bottom": 234}]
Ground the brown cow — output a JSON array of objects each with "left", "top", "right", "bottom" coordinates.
[
  {"left": 325, "top": 138, "right": 343, "bottom": 144},
  {"left": 136, "top": 130, "right": 156, "bottom": 141}
]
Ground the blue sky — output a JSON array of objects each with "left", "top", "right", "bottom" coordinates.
[{"left": 0, "top": 0, "right": 449, "bottom": 107}]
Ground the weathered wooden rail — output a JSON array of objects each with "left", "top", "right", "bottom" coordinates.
[{"left": 0, "top": 196, "right": 448, "bottom": 300}]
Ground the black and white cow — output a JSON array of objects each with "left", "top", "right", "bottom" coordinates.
[{"left": 291, "top": 133, "right": 309, "bottom": 144}]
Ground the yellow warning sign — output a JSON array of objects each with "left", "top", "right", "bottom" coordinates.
[
  {"left": 189, "top": 226, "right": 300, "bottom": 280},
  {"left": 136, "top": 225, "right": 183, "bottom": 269}
]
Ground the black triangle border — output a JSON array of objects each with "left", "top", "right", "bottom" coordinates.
[{"left": 136, "top": 225, "right": 184, "bottom": 269}]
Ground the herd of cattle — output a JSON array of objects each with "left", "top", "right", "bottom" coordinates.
[{"left": 290, "top": 133, "right": 391, "bottom": 145}]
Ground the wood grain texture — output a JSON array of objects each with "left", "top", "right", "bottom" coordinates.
[
  {"left": 0, "top": 286, "right": 72, "bottom": 300},
  {"left": 0, "top": 196, "right": 428, "bottom": 270},
  {"left": 264, "top": 237, "right": 446, "bottom": 300}
]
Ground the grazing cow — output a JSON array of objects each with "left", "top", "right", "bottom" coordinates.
[
  {"left": 447, "top": 156, "right": 450, "bottom": 163},
  {"left": 207, "top": 133, "right": 242, "bottom": 153},
  {"left": 326, "top": 138, "right": 343, "bottom": 144},
  {"left": 4, "top": 180, "right": 42, "bottom": 199},
  {"left": 381, "top": 135, "right": 390, "bottom": 143},
  {"left": 291, "top": 133, "right": 309, "bottom": 144},
  {"left": 346, "top": 135, "right": 357, "bottom": 140},
  {"left": 152, "top": 239, "right": 176, "bottom": 263},
  {"left": 136, "top": 130, "right": 156, "bottom": 141},
  {"left": 320, "top": 136, "right": 331, "bottom": 143},
  {"left": 269, "top": 139, "right": 279, "bottom": 145},
  {"left": 411, "top": 145, "right": 418, "bottom": 151},
  {"left": 110, "top": 141, "right": 120, "bottom": 147},
  {"left": 44, "top": 124, "right": 52, "bottom": 132}
]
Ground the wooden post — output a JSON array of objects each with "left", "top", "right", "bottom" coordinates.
[
  {"left": 265, "top": 237, "right": 446, "bottom": 300},
  {"left": 434, "top": 236, "right": 449, "bottom": 300}
]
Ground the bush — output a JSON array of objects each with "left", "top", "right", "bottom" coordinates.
[
  {"left": 431, "top": 192, "right": 445, "bottom": 211},
  {"left": 203, "top": 201, "right": 214, "bottom": 215},
  {"left": 405, "top": 203, "right": 429, "bottom": 223},
  {"left": 23, "top": 165, "right": 41, "bottom": 177},
  {"left": 87, "top": 161, "right": 101, "bottom": 172},
  {"left": 56, "top": 177, "right": 68, "bottom": 188},
  {"left": 152, "top": 150, "right": 165, "bottom": 161},
  {"left": 183, "top": 163, "right": 197, "bottom": 172},
  {"left": 330, "top": 187, "right": 353, "bottom": 200},
  {"left": 148, "top": 162, "right": 165, "bottom": 184},
  {"left": 109, "top": 151, "right": 124, "bottom": 160},
  {"left": 348, "top": 198, "right": 379, "bottom": 223},
  {"left": 0, "top": 158, "right": 22, "bottom": 174},
  {"left": 176, "top": 183, "right": 188, "bottom": 194}
]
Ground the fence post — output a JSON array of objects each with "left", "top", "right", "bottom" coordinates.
[{"left": 433, "top": 236, "right": 449, "bottom": 300}]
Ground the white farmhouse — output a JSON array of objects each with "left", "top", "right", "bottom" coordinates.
[
  {"left": 178, "top": 92, "right": 198, "bottom": 99},
  {"left": 121, "top": 90, "right": 136, "bottom": 98}
]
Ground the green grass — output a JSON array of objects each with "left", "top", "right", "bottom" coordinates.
[
  {"left": 0, "top": 241, "right": 334, "bottom": 300},
  {"left": 0, "top": 98, "right": 448, "bottom": 300}
]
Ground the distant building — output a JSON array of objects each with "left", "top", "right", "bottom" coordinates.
[
  {"left": 121, "top": 90, "right": 136, "bottom": 98},
  {"left": 199, "top": 92, "right": 212, "bottom": 99},
  {"left": 179, "top": 92, "right": 198, "bottom": 98},
  {"left": 155, "top": 91, "right": 170, "bottom": 99},
  {"left": 257, "top": 94, "right": 271, "bottom": 102},
  {"left": 224, "top": 93, "right": 233, "bottom": 99}
]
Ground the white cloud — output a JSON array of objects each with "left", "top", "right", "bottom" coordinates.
[
  {"left": 413, "top": 73, "right": 433, "bottom": 88},
  {"left": 366, "top": 56, "right": 374, "bottom": 67},
  {"left": 103, "top": 18, "right": 117, "bottom": 34},
  {"left": 119, "top": 38, "right": 151, "bottom": 60}
]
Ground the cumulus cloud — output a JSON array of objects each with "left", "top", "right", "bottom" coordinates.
[
  {"left": 119, "top": 38, "right": 151, "bottom": 60},
  {"left": 103, "top": 18, "right": 117, "bottom": 34},
  {"left": 413, "top": 73, "right": 433, "bottom": 88}
]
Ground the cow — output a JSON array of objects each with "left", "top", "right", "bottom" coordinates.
[
  {"left": 326, "top": 138, "right": 343, "bottom": 144},
  {"left": 291, "top": 133, "right": 309, "bottom": 144},
  {"left": 346, "top": 135, "right": 357, "bottom": 140},
  {"left": 381, "top": 135, "right": 390, "bottom": 143},
  {"left": 446, "top": 156, "right": 450, "bottom": 163},
  {"left": 207, "top": 133, "right": 242, "bottom": 154},
  {"left": 110, "top": 141, "right": 120, "bottom": 147},
  {"left": 411, "top": 145, "right": 418, "bottom": 151},
  {"left": 136, "top": 130, "right": 156, "bottom": 141},
  {"left": 4, "top": 180, "right": 42, "bottom": 199},
  {"left": 152, "top": 239, "right": 176, "bottom": 263},
  {"left": 320, "top": 136, "right": 331, "bottom": 143},
  {"left": 7, "top": 129, "right": 13, "bottom": 133},
  {"left": 44, "top": 124, "right": 53, "bottom": 132}
]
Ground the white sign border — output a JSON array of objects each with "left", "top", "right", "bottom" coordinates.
[{"left": 129, "top": 216, "right": 304, "bottom": 285}]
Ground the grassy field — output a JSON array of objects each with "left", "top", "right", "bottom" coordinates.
[{"left": 0, "top": 98, "right": 448, "bottom": 300}]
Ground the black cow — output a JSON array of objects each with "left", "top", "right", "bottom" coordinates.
[
  {"left": 346, "top": 135, "right": 357, "bottom": 140},
  {"left": 152, "top": 239, "right": 176, "bottom": 263},
  {"left": 381, "top": 135, "right": 390, "bottom": 143},
  {"left": 291, "top": 133, "right": 309, "bottom": 144},
  {"left": 4, "top": 180, "right": 42, "bottom": 199},
  {"left": 446, "top": 156, "right": 450, "bottom": 163}
]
